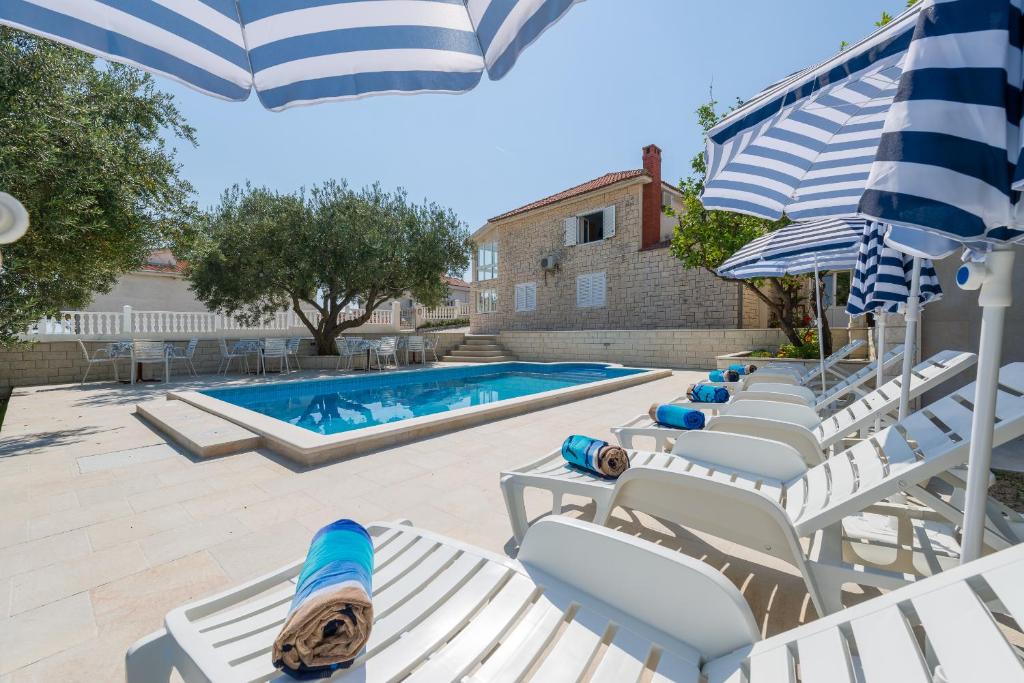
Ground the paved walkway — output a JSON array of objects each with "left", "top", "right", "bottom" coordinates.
[{"left": 0, "top": 367, "right": 818, "bottom": 681}]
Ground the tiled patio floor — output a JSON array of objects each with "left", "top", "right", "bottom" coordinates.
[{"left": 0, "top": 367, "right": 823, "bottom": 681}]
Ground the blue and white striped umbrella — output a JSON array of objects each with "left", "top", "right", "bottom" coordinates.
[
  {"left": 0, "top": 0, "right": 581, "bottom": 111},
  {"left": 702, "top": 0, "right": 1024, "bottom": 259},
  {"left": 846, "top": 222, "right": 942, "bottom": 316},
  {"left": 717, "top": 217, "right": 863, "bottom": 279}
]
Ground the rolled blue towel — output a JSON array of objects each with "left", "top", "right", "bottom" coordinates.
[
  {"left": 273, "top": 519, "right": 374, "bottom": 679},
  {"left": 688, "top": 384, "right": 730, "bottom": 403},
  {"left": 709, "top": 369, "right": 740, "bottom": 383},
  {"left": 561, "top": 435, "right": 630, "bottom": 478},
  {"left": 728, "top": 363, "right": 757, "bottom": 375},
  {"left": 649, "top": 403, "right": 705, "bottom": 430}
]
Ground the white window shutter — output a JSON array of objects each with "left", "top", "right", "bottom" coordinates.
[
  {"left": 593, "top": 271, "right": 607, "bottom": 307},
  {"left": 514, "top": 284, "right": 523, "bottom": 312},
  {"left": 576, "top": 275, "right": 590, "bottom": 308},
  {"left": 603, "top": 205, "right": 616, "bottom": 238},
  {"left": 564, "top": 216, "right": 577, "bottom": 246},
  {"left": 527, "top": 283, "right": 537, "bottom": 311}
]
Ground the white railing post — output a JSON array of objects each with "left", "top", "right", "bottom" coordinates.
[{"left": 122, "top": 305, "right": 132, "bottom": 336}]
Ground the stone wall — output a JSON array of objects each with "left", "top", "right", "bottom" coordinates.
[
  {"left": 498, "top": 328, "right": 790, "bottom": 370},
  {"left": 0, "top": 331, "right": 465, "bottom": 388},
  {"left": 470, "top": 182, "right": 743, "bottom": 334}
]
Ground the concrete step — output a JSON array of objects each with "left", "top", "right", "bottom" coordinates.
[
  {"left": 464, "top": 335, "right": 499, "bottom": 343},
  {"left": 450, "top": 348, "right": 504, "bottom": 356},
  {"left": 461, "top": 342, "right": 502, "bottom": 350},
  {"left": 441, "top": 355, "right": 517, "bottom": 363},
  {"left": 136, "top": 400, "right": 261, "bottom": 458}
]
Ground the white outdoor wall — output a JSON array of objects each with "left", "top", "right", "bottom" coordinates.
[{"left": 86, "top": 273, "right": 208, "bottom": 312}]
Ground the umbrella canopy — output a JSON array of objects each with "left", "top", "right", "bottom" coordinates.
[
  {"left": 846, "top": 222, "right": 942, "bottom": 317},
  {"left": 718, "top": 217, "right": 863, "bottom": 392},
  {"left": 717, "top": 217, "right": 863, "bottom": 279},
  {"left": 0, "top": 0, "right": 582, "bottom": 110},
  {"left": 704, "top": 0, "right": 1022, "bottom": 566}
]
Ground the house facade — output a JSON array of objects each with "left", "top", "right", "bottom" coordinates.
[
  {"left": 85, "top": 249, "right": 206, "bottom": 312},
  {"left": 469, "top": 145, "right": 744, "bottom": 334}
]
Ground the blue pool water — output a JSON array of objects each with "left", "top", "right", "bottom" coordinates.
[{"left": 201, "top": 362, "right": 644, "bottom": 436}]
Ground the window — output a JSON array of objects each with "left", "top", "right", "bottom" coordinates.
[
  {"left": 476, "top": 242, "right": 498, "bottom": 281},
  {"left": 661, "top": 190, "right": 672, "bottom": 210},
  {"left": 564, "top": 206, "right": 616, "bottom": 246},
  {"left": 576, "top": 271, "right": 606, "bottom": 308},
  {"left": 514, "top": 282, "right": 537, "bottom": 312},
  {"left": 477, "top": 288, "right": 497, "bottom": 314}
]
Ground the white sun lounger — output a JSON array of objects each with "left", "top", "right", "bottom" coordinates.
[
  {"left": 502, "top": 364, "right": 1024, "bottom": 614},
  {"left": 125, "top": 516, "right": 1024, "bottom": 683},
  {"left": 613, "top": 349, "right": 977, "bottom": 466},
  {"left": 712, "top": 339, "right": 866, "bottom": 392},
  {"left": 683, "top": 345, "right": 906, "bottom": 416},
  {"left": 126, "top": 517, "right": 761, "bottom": 683}
]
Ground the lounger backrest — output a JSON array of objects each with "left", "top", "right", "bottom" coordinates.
[
  {"left": 818, "top": 344, "right": 904, "bottom": 404},
  {"left": 518, "top": 517, "right": 760, "bottom": 661},
  {"left": 702, "top": 541, "right": 1024, "bottom": 683},
  {"left": 797, "top": 339, "right": 865, "bottom": 384},
  {"left": 785, "top": 363, "right": 1024, "bottom": 537},
  {"left": 132, "top": 340, "right": 165, "bottom": 361},
  {"left": 815, "top": 349, "right": 977, "bottom": 448},
  {"left": 723, "top": 400, "right": 820, "bottom": 430}
]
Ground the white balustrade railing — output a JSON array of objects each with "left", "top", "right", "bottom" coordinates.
[
  {"left": 25, "top": 302, "right": 401, "bottom": 340},
  {"left": 415, "top": 302, "right": 469, "bottom": 324}
]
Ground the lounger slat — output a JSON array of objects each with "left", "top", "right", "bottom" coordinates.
[
  {"left": 374, "top": 527, "right": 428, "bottom": 570},
  {"left": 588, "top": 624, "right": 657, "bottom": 683},
  {"left": 747, "top": 643, "right": 795, "bottom": 683},
  {"left": 373, "top": 545, "right": 463, "bottom": 616},
  {"left": 369, "top": 553, "right": 485, "bottom": 649},
  {"left": 374, "top": 538, "right": 443, "bottom": 589},
  {"left": 848, "top": 605, "right": 930, "bottom": 683},
  {"left": 794, "top": 466, "right": 832, "bottom": 519},
  {"left": 824, "top": 454, "right": 859, "bottom": 504},
  {"left": 403, "top": 574, "right": 538, "bottom": 682},
  {"left": 899, "top": 411, "right": 953, "bottom": 456},
  {"left": 842, "top": 439, "right": 889, "bottom": 489},
  {"left": 911, "top": 580, "right": 1023, "bottom": 683},
  {"left": 924, "top": 400, "right": 975, "bottom": 442},
  {"left": 982, "top": 562, "right": 1024, "bottom": 627},
  {"left": 191, "top": 585, "right": 293, "bottom": 635},
  {"left": 795, "top": 627, "right": 854, "bottom": 682},
  {"left": 351, "top": 563, "right": 513, "bottom": 682},
  {"left": 199, "top": 593, "right": 290, "bottom": 646},
  {"left": 529, "top": 605, "right": 609, "bottom": 682},
  {"left": 468, "top": 595, "right": 568, "bottom": 683}
]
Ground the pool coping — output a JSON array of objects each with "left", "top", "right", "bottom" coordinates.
[{"left": 165, "top": 362, "right": 672, "bottom": 466}]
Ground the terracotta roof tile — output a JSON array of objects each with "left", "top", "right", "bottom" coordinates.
[
  {"left": 442, "top": 275, "right": 469, "bottom": 288},
  {"left": 488, "top": 169, "right": 649, "bottom": 222}
]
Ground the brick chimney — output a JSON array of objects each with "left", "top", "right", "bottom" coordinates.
[{"left": 641, "top": 144, "right": 663, "bottom": 249}]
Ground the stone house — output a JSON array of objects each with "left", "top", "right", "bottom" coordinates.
[
  {"left": 85, "top": 249, "right": 206, "bottom": 313},
  {"left": 469, "top": 145, "right": 745, "bottom": 334}
]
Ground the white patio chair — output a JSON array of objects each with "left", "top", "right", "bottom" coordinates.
[
  {"left": 125, "top": 516, "right": 1024, "bottom": 683},
  {"left": 405, "top": 335, "right": 426, "bottom": 365},
  {"left": 262, "top": 338, "right": 289, "bottom": 374},
  {"left": 613, "top": 349, "right": 977, "bottom": 465},
  {"left": 233, "top": 338, "right": 262, "bottom": 374},
  {"left": 501, "top": 363, "right": 1024, "bottom": 615},
  {"left": 335, "top": 337, "right": 360, "bottom": 370},
  {"left": 167, "top": 338, "right": 199, "bottom": 377},
  {"left": 285, "top": 337, "right": 303, "bottom": 370},
  {"left": 76, "top": 340, "right": 121, "bottom": 384},
  {"left": 217, "top": 338, "right": 249, "bottom": 375},
  {"left": 423, "top": 334, "right": 439, "bottom": 362},
  {"left": 130, "top": 340, "right": 169, "bottom": 384},
  {"left": 371, "top": 336, "right": 399, "bottom": 370}
]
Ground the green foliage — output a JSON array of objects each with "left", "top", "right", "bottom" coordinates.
[
  {"left": 0, "top": 28, "right": 198, "bottom": 346},
  {"left": 668, "top": 100, "right": 811, "bottom": 348},
  {"left": 186, "top": 181, "right": 470, "bottom": 354},
  {"left": 417, "top": 317, "right": 469, "bottom": 330}
]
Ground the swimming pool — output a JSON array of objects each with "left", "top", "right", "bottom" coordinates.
[
  {"left": 200, "top": 363, "right": 645, "bottom": 436},
  {"left": 168, "top": 361, "right": 669, "bottom": 465}
]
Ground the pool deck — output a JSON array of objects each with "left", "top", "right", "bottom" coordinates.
[{"left": 1, "top": 365, "right": 822, "bottom": 680}]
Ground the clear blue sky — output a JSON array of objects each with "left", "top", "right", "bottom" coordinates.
[{"left": 161, "top": 0, "right": 898, "bottom": 279}]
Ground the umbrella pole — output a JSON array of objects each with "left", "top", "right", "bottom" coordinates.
[
  {"left": 897, "top": 257, "right": 922, "bottom": 420},
  {"left": 874, "top": 314, "right": 886, "bottom": 432},
  {"left": 960, "top": 247, "right": 1015, "bottom": 564},
  {"left": 814, "top": 259, "right": 826, "bottom": 393}
]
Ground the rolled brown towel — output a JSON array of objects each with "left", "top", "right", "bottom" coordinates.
[{"left": 561, "top": 435, "right": 630, "bottom": 478}]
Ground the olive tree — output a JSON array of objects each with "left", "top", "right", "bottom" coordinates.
[{"left": 187, "top": 181, "right": 470, "bottom": 355}]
